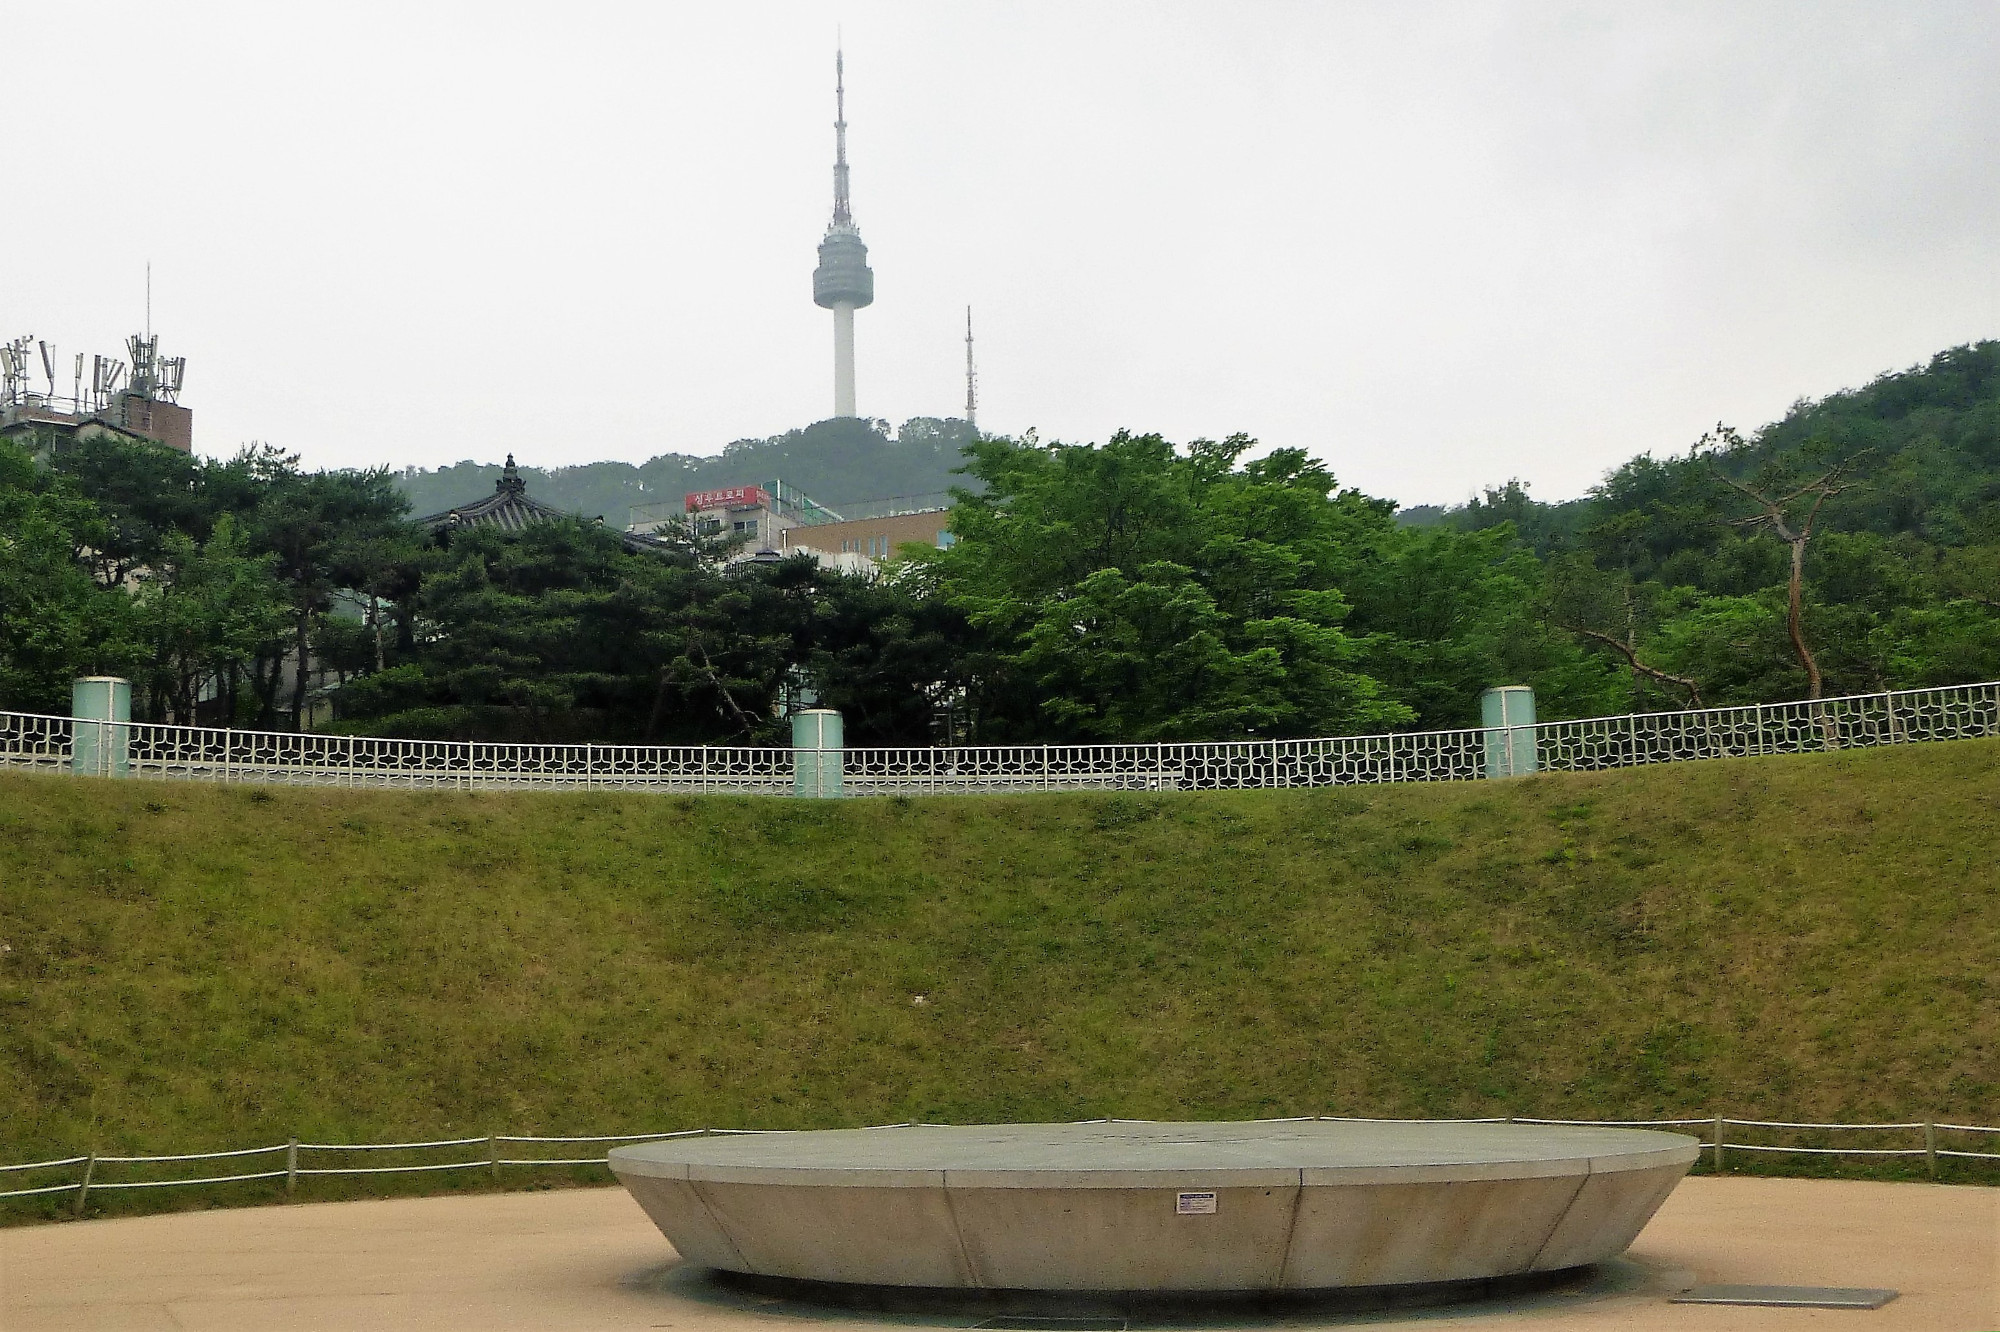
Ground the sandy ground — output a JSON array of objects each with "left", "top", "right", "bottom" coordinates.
[{"left": 1, "top": 1176, "right": 1994, "bottom": 1331}]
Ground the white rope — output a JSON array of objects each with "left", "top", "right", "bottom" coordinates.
[
  {"left": 1936, "top": 1148, "right": 2000, "bottom": 1161},
  {"left": 1936, "top": 1123, "right": 2000, "bottom": 1134},
  {"left": 95, "top": 1144, "right": 289, "bottom": 1164},
  {"left": 1722, "top": 1144, "right": 1927, "bottom": 1157},
  {"left": 1512, "top": 1117, "right": 1713, "bottom": 1127},
  {"left": 293, "top": 1159, "right": 489, "bottom": 1177},
  {"left": 90, "top": 1170, "right": 289, "bottom": 1190},
  {"left": 0, "top": 1182, "right": 85, "bottom": 1199},
  {"left": 0, "top": 1155, "right": 90, "bottom": 1173},
  {"left": 490, "top": 1128, "right": 704, "bottom": 1144},
  {"left": 497, "top": 1157, "right": 611, "bottom": 1167},
  {"left": 296, "top": 1136, "right": 488, "bottom": 1151},
  {"left": 1724, "top": 1118, "right": 1926, "bottom": 1131}
]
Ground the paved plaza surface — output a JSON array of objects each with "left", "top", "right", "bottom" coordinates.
[{"left": 1, "top": 1176, "right": 1994, "bottom": 1331}]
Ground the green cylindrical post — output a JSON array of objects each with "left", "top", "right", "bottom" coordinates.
[
  {"left": 286, "top": 1137, "right": 299, "bottom": 1194},
  {"left": 71, "top": 677, "right": 132, "bottom": 778},
  {"left": 1711, "top": 1115, "right": 1725, "bottom": 1172},
  {"left": 1480, "top": 685, "right": 1538, "bottom": 779},
  {"left": 1924, "top": 1121, "right": 1937, "bottom": 1180},
  {"left": 792, "top": 709, "right": 844, "bottom": 799}
]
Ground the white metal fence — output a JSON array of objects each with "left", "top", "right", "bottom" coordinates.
[
  {"left": 4, "top": 1116, "right": 1994, "bottom": 1214},
  {"left": 4, "top": 680, "right": 1997, "bottom": 795}
]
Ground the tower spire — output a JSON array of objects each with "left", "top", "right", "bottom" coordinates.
[
  {"left": 964, "top": 307, "right": 978, "bottom": 432},
  {"left": 832, "top": 47, "right": 851, "bottom": 226}
]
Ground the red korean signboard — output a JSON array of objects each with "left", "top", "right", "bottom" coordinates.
[{"left": 684, "top": 486, "right": 770, "bottom": 513}]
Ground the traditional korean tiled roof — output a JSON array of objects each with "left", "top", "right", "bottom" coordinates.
[{"left": 415, "top": 455, "right": 668, "bottom": 553}]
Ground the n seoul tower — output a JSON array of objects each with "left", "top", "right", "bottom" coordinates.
[{"left": 812, "top": 47, "right": 874, "bottom": 419}]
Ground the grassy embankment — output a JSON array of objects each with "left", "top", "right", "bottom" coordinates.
[{"left": 2, "top": 738, "right": 1997, "bottom": 1219}]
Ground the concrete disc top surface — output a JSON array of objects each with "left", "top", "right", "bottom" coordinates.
[
  {"left": 610, "top": 1120, "right": 1701, "bottom": 1290},
  {"left": 610, "top": 1119, "right": 1697, "bottom": 1187}
]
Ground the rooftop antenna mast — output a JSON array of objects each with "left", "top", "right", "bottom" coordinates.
[{"left": 964, "top": 307, "right": 977, "bottom": 432}]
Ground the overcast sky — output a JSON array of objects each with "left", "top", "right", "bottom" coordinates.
[{"left": 5, "top": 2, "right": 1996, "bottom": 507}]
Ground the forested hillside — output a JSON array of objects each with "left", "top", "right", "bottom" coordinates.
[
  {"left": 393, "top": 416, "right": 975, "bottom": 521},
  {"left": 1423, "top": 341, "right": 2000, "bottom": 705}
]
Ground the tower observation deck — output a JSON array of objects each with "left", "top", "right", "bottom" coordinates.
[{"left": 812, "top": 47, "right": 873, "bottom": 419}]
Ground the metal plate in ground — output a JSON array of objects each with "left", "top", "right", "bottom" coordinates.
[{"left": 1672, "top": 1285, "right": 1898, "bottom": 1309}]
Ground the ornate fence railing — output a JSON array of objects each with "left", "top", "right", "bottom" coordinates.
[
  {"left": 3, "top": 680, "right": 1997, "bottom": 796},
  {"left": 4, "top": 1116, "right": 1994, "bottom": 1215}
]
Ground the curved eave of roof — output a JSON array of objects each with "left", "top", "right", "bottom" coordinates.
[{"left": 416, "top": 492, "right": 676, "bottom": 555}]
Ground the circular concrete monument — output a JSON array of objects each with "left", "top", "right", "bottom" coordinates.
[{"left": 610, "top": 1119, "right": 1698, "bottom": 1292}]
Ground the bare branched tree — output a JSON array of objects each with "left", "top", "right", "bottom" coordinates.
[{"left": 1699, "top": 424, "right": 1869, "bottom": 700}]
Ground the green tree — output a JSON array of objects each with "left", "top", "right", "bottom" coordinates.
[
  {"left": 0, "top": 443, "right": 141, "bottom": 709},
  {"left": 1343, "top": 525, "right": 1623, "bottom": 726},
  {"left": 246, "top": 461, "right": 412, "bottom": 728},
  {"left": 934, "top": 431, "right": 1410, "bottom": 740},
  {"left": 45, "top": 435, "right": 208, "bottom": 588},
  {"left": 129, "top": 516, "right": 291, "bottom": 723}
]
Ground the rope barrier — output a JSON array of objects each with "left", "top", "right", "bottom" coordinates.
[{"left": 10, "top": 1113, "right": 1998, "bottom": 1209}]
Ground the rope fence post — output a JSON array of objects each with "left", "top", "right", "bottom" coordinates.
[
  {"left": 1711, "top": 1115, "right": 1725, "bottom": 1172},
  {"left": 286, "top": 1137, "right": 299, "bottom": 1195},
  {"left": 73, "top": 1152, "right": 95, "bottom": 1218},
  {"left": 487, "top": 1133, "right": 499, "bottom": 1183},
  {"left": 1924, "top": 1121, "right": 1937, "bottom": 1180}
]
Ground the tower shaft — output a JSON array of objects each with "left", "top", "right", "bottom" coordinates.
[{"left": 833, "top": 303, "right": 857, "bottom": 419}]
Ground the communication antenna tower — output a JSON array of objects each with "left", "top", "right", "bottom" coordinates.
[
  {"left": 1, "top": 337, "right": 30, "bottom": 404},
  {"left": 128, "top": 334, "right": 159, "bottom": 398},
  {"left": 38, "top": 340, "right": 56, "bottom": 395},
  {"left": 964, "top": 307, "right": 977, "bottom": 432}
]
